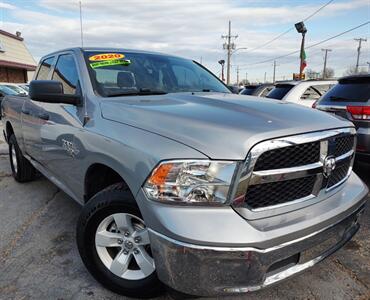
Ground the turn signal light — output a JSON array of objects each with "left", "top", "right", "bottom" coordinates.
[{"left": 347, "top": 106, "right": 370, "bottom": 120}]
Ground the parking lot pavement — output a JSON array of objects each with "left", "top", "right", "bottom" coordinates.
[{"left": 0, "top": 122, "right": 369, "bottom": 300}]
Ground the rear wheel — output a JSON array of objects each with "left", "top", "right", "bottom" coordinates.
[
  {"left": 8, "top": 134, "right": 36, "bottom": 182},
  {"left": 77, "top": 183, "right": 164, "bottom": 298}
]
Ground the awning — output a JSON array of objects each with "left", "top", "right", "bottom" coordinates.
[{"left": 0, "top": 59, "right": 36, "bottom": 71}]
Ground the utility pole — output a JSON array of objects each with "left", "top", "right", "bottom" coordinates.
[
  {"left": 321, "top": 48, "right": 332, "bottom": 79},
  {"left": 272, "top": 60, "right": 277, "bottom": 83},
  {"left": 355, "top": 38, "right": 367, "bottom": 73},
  {"left": 263, "top": 72, "right": 266, "bottom": 83},
  {"left": 222, "top": 21, "right": 238, "bottom": 85},
  {"left": 236, "top": 66, "right": 240, "bottom": 85},
  {"left": 367, "top": 62, "right": 370, "bottom": 73}
]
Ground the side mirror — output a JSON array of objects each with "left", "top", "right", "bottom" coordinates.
[{"left": 29, "top": 80, "right": 81, "bottom": 105}]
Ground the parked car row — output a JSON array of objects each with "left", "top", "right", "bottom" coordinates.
[
  {"left": 239, "top": 80, "right": 336, "bottom": 107},
  {"left": 238, "top": 75, "right": 369, "bottom": 162}
]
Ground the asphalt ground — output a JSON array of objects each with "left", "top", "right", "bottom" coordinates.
[{"left": 0, "top": 121, "right": 369, "bottom": 300}]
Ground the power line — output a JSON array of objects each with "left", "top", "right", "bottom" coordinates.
[
  {"left": 239, "top": 21, "right": 370, "bottom": 69},
  {"left": 247, "top": 0, "right": 335, "bottom": 53}
]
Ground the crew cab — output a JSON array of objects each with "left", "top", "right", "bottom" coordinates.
[{"left": 0, "top": 47, "right": 368, "bottom": 298}]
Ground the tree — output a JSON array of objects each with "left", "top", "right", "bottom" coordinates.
[
  {"left": 323, "top": 67, "right": 334, "bottom": 78},
  {"left": 344, "top": 65, "right": 368, "bottom": 76},
  {"left": 239, "top": 79, "right": 250, "bottom": 86},
  {"left": 306, "top": 69, "right": 320, "bottom": 79}
]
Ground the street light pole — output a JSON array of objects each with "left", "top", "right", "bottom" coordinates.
[
  {"left": 299, "top": 32, "right": 306, "bottom": 79},
  {"left": 236, "top": 66, "right": 240, "bottom": 85},
  {"left": 218, "top": 60, "right": 225, "bottom": 82},
  {"left": 273, "top": 60, "right": 277, "bottom": 84},
  {"left": 295, "top": 21, "right": 307, "bottom": 80}
]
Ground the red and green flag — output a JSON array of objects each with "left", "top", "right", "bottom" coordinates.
[{"left": 300, "top": 50, "right": 307, "bottom": 73}]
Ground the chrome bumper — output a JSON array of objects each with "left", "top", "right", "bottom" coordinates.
[{"left": 149, "top": 203, "right": 366, "bottom": 297}]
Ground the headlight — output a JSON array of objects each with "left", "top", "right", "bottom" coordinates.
[{"left": 143, "top": 160, "right": 238, "bottom": 205}]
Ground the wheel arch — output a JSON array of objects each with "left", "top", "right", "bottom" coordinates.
[
  {"left": 5, "top": 121, "right": 14, "bottom": 142},
  {"left": 84, "top": 162, "right": 133, "bottom": 203}
]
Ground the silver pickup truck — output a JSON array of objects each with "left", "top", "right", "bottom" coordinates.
[{"left": 1, "top": 47, "right": 368, "bottom": 298}]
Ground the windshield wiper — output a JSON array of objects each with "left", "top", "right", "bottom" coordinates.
[{"left": 106, "top": 88, "right": 167, "bottom": 97}]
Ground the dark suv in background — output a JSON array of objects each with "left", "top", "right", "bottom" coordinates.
[
  {"left": 239, "top": 83, "right": 275, "bottom": 97},
  {"left": 315, "top": 75, "right": 370, "bottom": 161}
]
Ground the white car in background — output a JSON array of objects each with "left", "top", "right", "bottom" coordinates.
[
  {"left": 0, "top": 82, "right": 28, "bottom": 96},
  {"left": 266, "top": 80, "right": 337, "bottom": 107}
]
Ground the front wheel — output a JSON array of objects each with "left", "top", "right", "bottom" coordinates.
[{"left": 76, "top": 183, "right": 164, "bottom": 298}]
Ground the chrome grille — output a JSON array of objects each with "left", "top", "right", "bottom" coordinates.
[
  {"left": 327, "top": 160, "right": 352, "bottom": 188},
  {"left": 334, "top": 135, "right": 354, "bottom": 157},
  {"left": 232, "top": 128, "right": 356, "bottom": 212}
]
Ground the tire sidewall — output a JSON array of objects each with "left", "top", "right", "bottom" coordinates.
[{"left": 9, "top": 135, "right": 19, "bottom": 179}]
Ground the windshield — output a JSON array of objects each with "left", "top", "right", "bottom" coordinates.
[
  {"left": 84, "top": 51, "right": 230, "bottom": 97},
  {"left": 0, "top": 85, "right": 19, "bottom": 96},
  {"left": 266, "top": 84, "right": 294, "bottom": 100}
]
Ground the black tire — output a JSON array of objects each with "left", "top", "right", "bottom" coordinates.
[
  {"left": 77, "top": 183, "right": 165, "bottom": 298},
  {"left": 8, "top": 134, "right": 36, "bottom": 182}
]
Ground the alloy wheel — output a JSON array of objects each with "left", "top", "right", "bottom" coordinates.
[{"left": 95, "top": 213, "right": 155, "bottom": 280}]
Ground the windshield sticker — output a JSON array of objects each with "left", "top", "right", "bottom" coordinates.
[
  {"left": 89, "top": 53, "right": 124, "bottom": 61},
  {"left": 90, "top": 59, "right": 131, "bottom": 69}
]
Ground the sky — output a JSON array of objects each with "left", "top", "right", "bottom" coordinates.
[{"left": 0, "top": 0, "right": 369, "bottom": 83}]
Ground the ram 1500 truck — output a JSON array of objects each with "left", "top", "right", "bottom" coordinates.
[{"left": 1, "top": 48, "right": 368, "bottom": 298}]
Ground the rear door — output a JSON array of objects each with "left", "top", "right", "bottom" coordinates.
[{"left": 21, "top": 56, "right": 56, "bottom": 161}]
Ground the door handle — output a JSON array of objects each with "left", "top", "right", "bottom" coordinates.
[{"left": 38, "top": 113, "right": 49, "bottom": 121}]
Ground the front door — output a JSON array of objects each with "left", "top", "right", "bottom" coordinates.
[{"left": 37, "top": 53, "right": 84, "bottom": 187}]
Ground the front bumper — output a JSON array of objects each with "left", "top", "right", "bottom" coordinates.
[{"left": 150, "top": 203, "right": 366, "bottom": 296}]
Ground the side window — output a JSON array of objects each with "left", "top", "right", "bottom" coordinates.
[
  {"left": 261, "top": 87, "right": 273, "bottom": 97},
  {"left": 52, "top": 54, "right": 79, "bottom": 94},
  {"left": 300, "top": 86, "right": 321, "bottom": 101},
  {"left": 36, "top": 57, "right": 54, "bottom": 80},
  {"left": 312, "top": 84, "right": 331, "bottom": 95}
]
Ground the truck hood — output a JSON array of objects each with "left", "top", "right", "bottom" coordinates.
[{"left": 101, "top": 92, "right": 353, "bottom": 160}]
